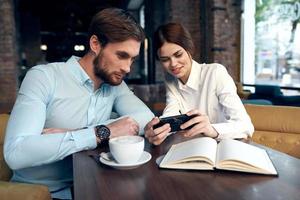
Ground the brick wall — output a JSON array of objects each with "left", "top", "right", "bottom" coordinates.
[
  {"left": 210, "top": 0, "right": 241, "bottom": 81},
  {"left": 0, "top": 0, "right": 19, "bottom": 113},
  {"left": 169, "top": 0, "right": 202, "bottom": 63}
]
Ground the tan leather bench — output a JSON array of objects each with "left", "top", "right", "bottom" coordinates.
[
  {"left": 0, "top": 114, "right": 51, "bottom": 200},
  {"left": 244, "top": 104, "right": 300, "bottom": 158}
]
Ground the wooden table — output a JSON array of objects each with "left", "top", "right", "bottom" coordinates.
[{"left": 73, "top": 135, "right": 300, "bottom": 200}]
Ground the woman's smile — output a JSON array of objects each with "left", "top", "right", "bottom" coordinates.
[{"left": 171, "top": 66, "right": 183, "bottom": 75}]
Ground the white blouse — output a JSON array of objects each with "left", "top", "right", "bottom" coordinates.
[{"left": 162, "top": 60, "right": 254, "bottom": 139}]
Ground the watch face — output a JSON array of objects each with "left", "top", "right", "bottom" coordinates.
[{"left": 97, "top": 125, "right": 110, "bottom": 140}]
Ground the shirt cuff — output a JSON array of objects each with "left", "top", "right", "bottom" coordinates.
[
  {"left": 211, "top": 123, "right": 248, "bottom": 140},
  {"left": 71, "top": 127, "right": 97, "bottom": 150}
]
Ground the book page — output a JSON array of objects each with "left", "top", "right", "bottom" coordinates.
[
  {"left": 160, "top": 137, "right": 218, "bottom": 169},
  {"left": 215, "top": 139, "right": 277, "bottom": 175}
]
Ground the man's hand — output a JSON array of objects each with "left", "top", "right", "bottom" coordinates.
[
  {"left": 144, "top": 117, "right": 171, "bottom": 145},
  {"left": 107, "top": 117, "right": 139, "bottom": 138},
  {"left": 180, "top": 109, "right": 219, "bottom": 138}
]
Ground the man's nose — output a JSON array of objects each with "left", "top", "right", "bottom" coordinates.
[{"left": 121, "top": 60, "right": 131, "bottom": 73}]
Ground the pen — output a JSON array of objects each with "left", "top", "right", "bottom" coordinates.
[{"left": 179, "top": 110, "right": 182, "bottom": 114}]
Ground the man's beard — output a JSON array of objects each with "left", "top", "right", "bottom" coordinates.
[{"left": 93, "top": 52, "right": 124, "bottom": 86}]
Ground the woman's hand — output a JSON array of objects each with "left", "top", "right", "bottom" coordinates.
[
  {"left": 144, "top": 117, "right": 171, "bottom": 145},
  {"left": 180, "top": 109, "right": 219, "bottom": 138}
]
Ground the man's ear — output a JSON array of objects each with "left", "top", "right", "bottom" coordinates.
[{"left": 89, "top": 35, "right": 101, "bottom": 55}]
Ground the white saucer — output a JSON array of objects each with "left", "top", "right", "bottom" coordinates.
[{"left": 99, "top": 151, "right": 152, "bottom": 170}]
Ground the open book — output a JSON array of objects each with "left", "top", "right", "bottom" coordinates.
[{"left": 159, "top": 137, "right": 277, "bottom": 175}]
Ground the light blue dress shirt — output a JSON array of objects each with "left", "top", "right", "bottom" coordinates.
[{"left": 4, "top": 56, "right": 154, "bottom": 199}]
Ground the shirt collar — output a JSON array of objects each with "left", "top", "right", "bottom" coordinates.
[
  {"left": 67, "top": 56, "right": 91, "bottom": 85},
  {"left": 178, "top": 60, "right": 200, "bottom": 91}
]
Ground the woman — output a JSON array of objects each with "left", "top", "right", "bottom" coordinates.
[{"left": 144, "top": 23, "right": 254, "bottom": 145}]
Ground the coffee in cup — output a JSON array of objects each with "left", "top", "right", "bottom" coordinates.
[{"left": 109, "top": 135, "right": 144, "bottom": 164}]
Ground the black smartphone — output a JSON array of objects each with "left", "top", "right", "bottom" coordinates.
[{"left": 153, "top": 114, "right": 196, "bottom": 132}]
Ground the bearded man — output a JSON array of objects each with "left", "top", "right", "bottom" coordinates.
[{"left": 4, "top": 8, "right": 154, "bottom": 199}]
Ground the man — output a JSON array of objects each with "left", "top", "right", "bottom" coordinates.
[{"left": 4, "top": 8, "right": 154, "bottom": 199}]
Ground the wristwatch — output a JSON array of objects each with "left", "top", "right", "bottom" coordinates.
[{"left": 95, "top": 125, "right": 111, "bottom": 143}]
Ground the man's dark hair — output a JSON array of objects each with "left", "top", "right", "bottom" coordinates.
[
  {"left": 88, "top": 8, "right": 145, "bottom": 47},
  {"left": 154, "top": 23, "right": 194, "bottom": 59}
]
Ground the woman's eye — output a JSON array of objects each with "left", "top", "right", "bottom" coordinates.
[
  {"left": 160, "top": 58, "right": 169, "bottom": 62},
  {"left": 175, "top": 53, "right": 182, "bottom": 58}
]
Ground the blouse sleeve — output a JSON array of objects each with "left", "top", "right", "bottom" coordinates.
[{"left": 211, "top": 64, "right": 254, "bottom": 139}]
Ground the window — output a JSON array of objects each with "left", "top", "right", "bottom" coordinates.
[{"left": 242, "top": 0, "right": 300, "bottom": 91}]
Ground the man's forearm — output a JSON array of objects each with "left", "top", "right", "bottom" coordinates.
[{"left": 4, "top": 128, "right": 97, "bottom": 170}]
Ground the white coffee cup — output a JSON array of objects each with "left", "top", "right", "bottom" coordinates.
[{"left": 109, "top": 135, "right": 144, "bottom": 164}]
